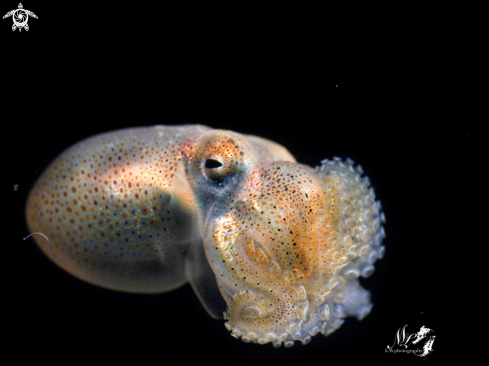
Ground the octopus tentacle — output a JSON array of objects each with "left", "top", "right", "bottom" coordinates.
[{"left": 207, "top": 158, "right": 385, "bottom": 346}]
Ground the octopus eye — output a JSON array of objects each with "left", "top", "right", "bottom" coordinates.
[
  {"left": 203, "top": 157, "right": 228, "bottom": 182},
  {"left": 204, "top": 158, "right": 223, "bottom": 169}
]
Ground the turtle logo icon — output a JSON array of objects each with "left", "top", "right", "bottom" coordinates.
[{"left": 3, "top": 3, "right": 37, "bottom": 32}]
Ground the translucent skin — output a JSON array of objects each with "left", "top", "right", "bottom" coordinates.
[{"left": 26, "top": 125, "right": 385, "bottom": 347}]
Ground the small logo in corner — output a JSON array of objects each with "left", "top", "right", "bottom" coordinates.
[
  {"left": 3, "top": 3, "right": 37, "bottom": 32},
  {"left": 385, "top": 325, "right": 436, "bottom": 358}
]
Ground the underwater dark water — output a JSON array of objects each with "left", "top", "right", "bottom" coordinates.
[{"left": 3, "top": 3, "right": 479, "bottom": 364}]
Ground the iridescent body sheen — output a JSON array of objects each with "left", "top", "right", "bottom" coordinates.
[{"left": 26, "top": 125, "right": 386, "bottom": 347}]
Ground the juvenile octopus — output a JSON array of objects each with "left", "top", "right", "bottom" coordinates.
[{"left": 26, "top": 125, "right": 386, "bottom": 347}]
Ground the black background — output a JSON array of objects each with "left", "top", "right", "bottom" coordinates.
[{"left": 3, "top": 2, "right": 481, "bottom": 364}]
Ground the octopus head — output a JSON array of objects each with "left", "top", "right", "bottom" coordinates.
[{"left": 185, "top": 130, "right": 385, "bottom": 347}]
